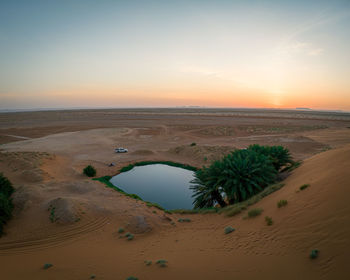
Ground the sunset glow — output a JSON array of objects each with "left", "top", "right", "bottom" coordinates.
[{"left": 1, "top": 0, "right": 350, "bottom": 110}]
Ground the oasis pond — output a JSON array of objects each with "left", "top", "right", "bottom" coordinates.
[{"left": 110, "top": 164, "right": 195, "bottom": 210}]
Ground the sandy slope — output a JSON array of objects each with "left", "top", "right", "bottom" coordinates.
[{"left": 0, "top": 146, "right": 348, "bottom": 279}]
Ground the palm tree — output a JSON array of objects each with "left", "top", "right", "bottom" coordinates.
[
  {"left": 191, "top": 161, "right": 227, "bottom": 208},
  {"left": 221, "top": 149, "right": 277, "bottom": 204},
  {"left": 191, "top": 147, "right": 278, "bottom": 208},
  {"left": 247, "top": 144, "right": 292, "bottom": 171}
]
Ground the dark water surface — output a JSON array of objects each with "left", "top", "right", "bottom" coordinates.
[{"left": 110, "top": 164, "right": 195, "bottom": 209}]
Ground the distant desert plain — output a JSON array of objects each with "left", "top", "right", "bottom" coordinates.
[{"left": 1, "top": 108, "right": 350, "bottom": 280}]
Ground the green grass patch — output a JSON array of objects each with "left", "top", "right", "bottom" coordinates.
[
  {"left": 277, "top": 199, "right": 288, "bottom": 208},
  {"left": 146, "top": 202, "right": 165, "bottom": 211},
  {"left": 221, "top": 183, "right": 285, "bottom": 217},
  {"left": 281, "top": 160, "right": 302, "bottom": 172},
  {"left": 126, "top": 277, "right": 138, "bottom": 280},
  {"left": 265, "top": 216, "right": 273, "bottom": 226},
  {"left": 300, "top": 184, "right": 310, "bottom": 191},
  {"left": 224, "top": 226, "right": 235, "bottom": 234},
  {"left": 156, "top": 259, "right": 168, "bottom": 267},
  {"left": 247, "top": 208, "right": 263, "bottom": 218},
  {"left": 120, "top": 161, "right": 197, "bottom": 173}
]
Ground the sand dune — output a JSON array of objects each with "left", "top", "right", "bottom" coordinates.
[{"left": 0, "top": 110, "right": 350, "bottom": 279}]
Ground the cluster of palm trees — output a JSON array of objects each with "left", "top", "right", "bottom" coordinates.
[{"left": 190, "top": 144, "right": 292, "bottom": 209}]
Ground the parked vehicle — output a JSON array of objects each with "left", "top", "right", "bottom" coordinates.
[{"left": 115, "top": 147, "right": 128, "bottom": 153}]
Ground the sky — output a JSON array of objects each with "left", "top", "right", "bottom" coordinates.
[{"left": 1, "top": 0, "right": 350, "bottom": 110}]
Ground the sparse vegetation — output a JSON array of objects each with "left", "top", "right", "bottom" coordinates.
[
  {"left": 265, "top": 216, "right": 273, "bottom": 226},
  {"left": 247, "top": 208, "right": 263, "bottom": 218},
  {"left": 48, "top": 205, "right": 57, "bottom": 223},
  {"left": 125, "top": 232, "right": 134, "bottom": 240},
  {"left": 144, "top": 260, "right": 152, "bottom": 266},
  {"left": 178, "top": 218, "right": 191, "bottom": 223},
  {"left": 310, "top": 249, "right": 319, "bottom": 259},
  {"left": 126, "top": 277, "right": 138, "bottom": 280},
  {"left": 190, "top": 142, "right": 196, "bottom": 146},
  {"left": 43, "top": 263, "right": 53, "bottom": 270},
  {"left": 83, "top": 165, "right": 96, "bottom": 177},
  {"left": 90, "top": 274, "right": 96, "bottom": 279},
  {"left": 277, "top": 200, "right": 288, "bottom": 208},
  {"left": 0, "top": 173, "right": 15, "bottom": 236},
  {"left": 300, "top": 184, "right": 310, "bottom": 191},
  {"left": 224, "top": 226, "right": 235, "bottom": 234},
  {"left": 146, "top": 201, "right": 165, "bottom": 210},
  {"left": 156, "top": 259, "right": 168, "bottom": 267}
]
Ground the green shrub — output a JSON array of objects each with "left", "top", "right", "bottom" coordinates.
[
  {"left": 83, "top": 165, "right": 96, "bottom": 177},
  {"left": 144, "top": 260, "right": 152, "bottom": 266},
  {"left": 118, "top": 227, "right": 125, "bottom": 233},
  {"left": 125, "top": 232, "right": 134, "bottom": 240},
  {"left": 126, "top": 277, "right": 138, "bottom": 280},
  {"left": 190, "top": 142, "right": 196, "bottom": 146},
  {"left": 43, "top": 263, "right": 53, "bottom": 270},
  {"left": 224, "top": 226, "right": 235, "bottom": 234},
  {"left": 300, "top": 184, "right": 310, "bottom": 191},
  {"left": 90, "top": 274, "right": 96, "bottom": 279},
  {"left": 310, "top": 249, "right": 319, "bottom": 259},
  {"left": 0, "top": 174, "right": 15, "bottom": 236},
  {"left": 265, "top": 216, "right": 273, "bottom": 226},
  {"left": 0, "top": 173, "right": 15, "bottom": 197},
  {"left": 156, "top": 259, "right": 168, "bottom": 267},
  {"left": 277, "top": 200, "right": 288, "bottom": 208},
  {"left": 247, "top": 208, "right": 263, "bottom": 218}
]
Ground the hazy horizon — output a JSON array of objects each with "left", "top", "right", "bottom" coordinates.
[{"left": 1, "top": 0, "right": 350, "bottom": 110}]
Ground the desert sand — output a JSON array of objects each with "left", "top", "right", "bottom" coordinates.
[{"left": 0, "top": 108, "right": 350, "bottom": 280}]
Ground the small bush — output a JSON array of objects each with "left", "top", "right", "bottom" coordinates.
[
  {"left": 83, "top": 165, "right": 96, "bottom": 177},
  {"left": 310, "top": 249, "right": 319, "bottom": 259},
  {"left": 90, "top": 274, "right": 96, "bottom": 279},
  {"left": 156, "top": 259, "right": 168, "bottom": 267},
  {"left": 190, "top": 142, "right": 196, "bottom": 146},
  {"left": 265, "top": 216, "right": 273, "bottom": 226},
  {"left": 224, "top": 226, "right": 235, "bottom": 234},
  {"left": 247, "top": 208, "right": 263, "bottom": 218},
  {"left": 118, "top": 227, "right": 125, "bottom": 233},
  {"left": 300, "top": 184, "right": 310, "bottom": 191},
  {"left": 125, "top": 232, "right": 134, "bottom": 240},
  {"left": 277, "top": 200, "right": 288, "bottom": 208},
  {"left": 178, "top": 218, "right": 191, "bottom": 223},
  {"left": 43, "top": 263, "right": 53, "bottom": 270},
  {"left": 144, "top": 260, "right": 152, "bottom": 266},
  {"left": 126, "top": 277, "right": 138, "bottom": 280}
]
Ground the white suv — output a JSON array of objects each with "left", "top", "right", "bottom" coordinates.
[{"left": 115, "top": 147, "right": 128, "bottom": 153}]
